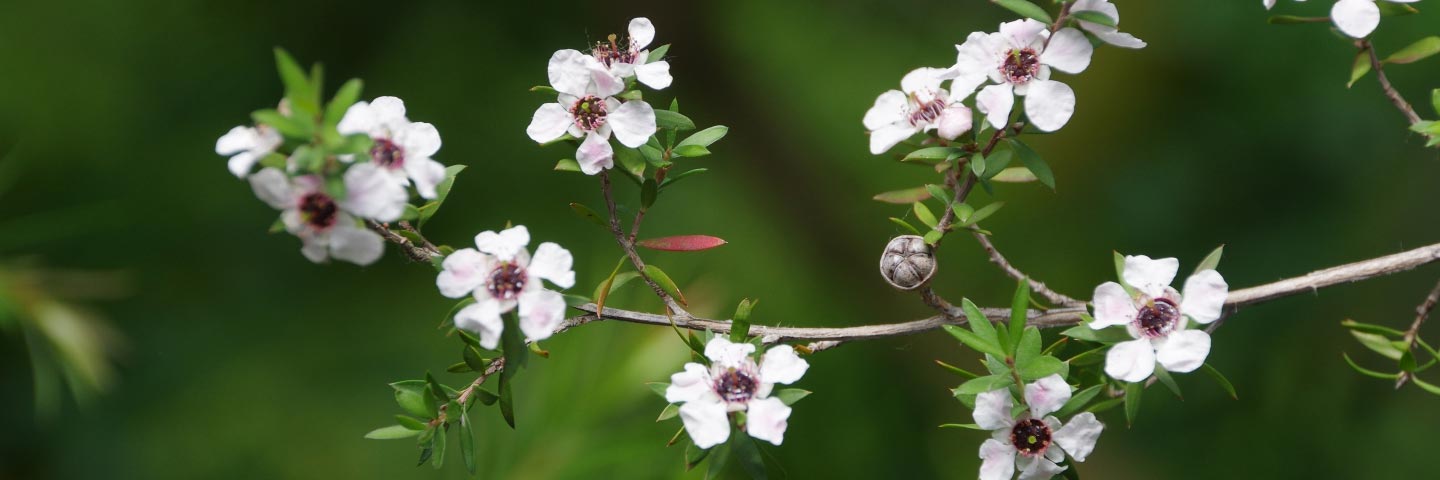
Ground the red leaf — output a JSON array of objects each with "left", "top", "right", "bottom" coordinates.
[{"left": 637, "top": 235, "right": 728, "bottom": 252}]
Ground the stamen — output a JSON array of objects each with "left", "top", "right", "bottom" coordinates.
[
  {"left": 487, "top": 263, "right": 527, "bottom": 300},
  {"left": 714, "top": 368, "right": 758, "bottom": 404},
  {"left": 999, "top": 48, "right": 1041, "bottom": 84},
  {"left": 370, "top": 138, "right": 405, "bottom": 169},
  {"left": 1009, "top": 418, "right": 1053, "bottom": 457},
  {"left": 299, "top": 192, "right": 338, "bottom": 230},
  {"left": 571, "top": 96, "right": 609, "bottom": 132},
  {"left": 1135, "top": 297, "right": 1182, "bottom": 338}
]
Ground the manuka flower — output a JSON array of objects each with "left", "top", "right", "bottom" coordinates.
[
  {"left": 248, "top": 164, "right": 406, "bottom": 265},
  {"left": 1071, "top": 0, "right": 1147, "bottom": 49},
  {"left": 436, "top": 225, "right": 575, "bottom": 349},
  {"left": 216, "top": 124, "right": 281, "bottom": 178},
  {"left": 336, "top": 96, "right": 448, "bottom": 199},
  {"left": 1089, "top": 255, "right": 1229, "bottom": 382},
  {"left": 588, "top": 17, "right": 672, "bottom": 90},
  {"left": 664, "top": 337, "right": 809, "bottom": 448},
  {"left": 974, "top": 375, "right": 1103, "bottom": 480},
  {"left": 526, "top": 49, "right": 658, "bottom": 175},
  {"left": 863, "top": 67, "right": 974, "bottom": 154},
  {"left": 952, "top": 19, "right": 1094, "bottom": 132}
]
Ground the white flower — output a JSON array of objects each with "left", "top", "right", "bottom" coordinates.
[
  {"left": 1089, "top": 255, "right": 1230, "bottom": 383},
  {"left": 1328, "top": 0, "right": 1419, "bottom": 38},
  {"left": 336, "top": 96, "right": 448, "bottom": 199},
  {"left": 248, "top": 165, "right": 407, "bottom": 265},
  {"left": 952, "top": 19, "right": 1094, "bottom": 133},
  {"left": 526, "top": 50, "right": 658, "bottom": 175},
  {"left": 436, "top": 225, "right": 576, "bottom": 349},
  {"left": 1070, "top": 0, "right": 1147, "bottom": 49},
  {"left": 664, "top": 337, "right": 810, "bottom": 449},
  {"left": 589, "top": 17, "right": 673, "bottom": 90},
  {"left": 216, "top": 125, "right": 281, "bottom": 178},
  {"left": 974, "top": 375, "right": 1104, "bottom": 480},
  {"left": 862, "top": 67, "right": 975, "bottom": 155}
]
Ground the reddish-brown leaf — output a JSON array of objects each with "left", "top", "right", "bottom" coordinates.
[{"left": 637, "top": 235, "right": 728, "bottom": 252}]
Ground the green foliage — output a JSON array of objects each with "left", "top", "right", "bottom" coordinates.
[{"left": 990, "top": 0, "right": 1053, "bottom": 23}]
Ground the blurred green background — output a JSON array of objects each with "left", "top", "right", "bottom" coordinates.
[{"left": 2, "top": 0, "right": 1439, "bottom": 478}]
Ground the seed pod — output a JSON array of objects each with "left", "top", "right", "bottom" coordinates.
[{"left": 879, "top": 235, "right": 936, "bottom": 290}]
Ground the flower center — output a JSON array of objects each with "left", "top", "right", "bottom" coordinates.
[
  {"left": 999, "top": 48, "right": 1041, "bottom": 84},
  {"left": 1009, "top": 418, "right": 1053, "bottom": 457},
  {"left": 714, "top": 368, "right": 758, "bottom": 404},
  {"left": 1135, "top": 297, "right": 1182, "bottom": 338},
  {"left": 299, "top": 192, "right": 338, "bottom": 230},
  {"left": 370, "top": 138, "right": 405, "bottom": 169},
  {"left": 908, "top": 95, "right": 947, "bottom": 127},
  {"left": 591, "top": 34, "right": 638, "bottom": 67},
  {"left": 571, "top": 96, "right": 608, "bottom": 132},
  {"left": 486, "top": 262, "right": 527, "bottom": 301}
]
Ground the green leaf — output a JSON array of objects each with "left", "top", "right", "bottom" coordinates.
[
  {"left": 1069, "top": 10, "right": 1115, "bottom": 27},
  {"left": 1400, "top": 349, "right": 1418, "bottom": 372},
  {"left": 901, "top": 146, "right": 960, "bottom": 163},
  {"left": 1431, "top": 88, "right": 1439, "bottom": 116},
  {"left": 925, "top": 184, "right": 950, "bottom": 205},
  {"left": 1084, "top": 397, "right": 1124, "bottom": 414},
  {"left": 655, "top": 109, "right": 696, "bottom": 130},
  {"left": 642, "top": 179, "right": 658, "bottom": 208},
  {"left": 990, "top": 0, "right": 1053, "bottom": 23},
  {"left": 1351, "top": 330, "right": 1404, "bottom": 360},
  {"left": 980, "top": 149, "right": 1015, "bottom": 180},
  {"left": 1059, "top": 324, "right": 1133, "bottom": 344},
  {"left": 731, "top": 298, "right": 757, "bottom": 342},
  {"left": 1383, "top": 36, "right": 1440, "bottom": 65},
  {"left": 939, "top": 423, "right": 986, "bottom": 430},
  {"left": 1199, "top": 363, "right": 1238, "bottom": 399},
  {"left": 568, "top": 202, "right": 607, "bottom": 229},
  {"left": 672, "top": 144, "right": 711, "bottom": 158},
  {"left": 1349, "top": 50, "right": 1372, "bottom": 88},
  {"left": 647, "top": 382, "right": 670, "bottom": 399},
  {"left": 615, "top": 147, "right": 647, "bottom": 179},
  {"left": 365, "top": 425, "right": 421, "bottom": 440},
  {"left": 1341, "top": 319, "right": 1406, "bottom": 337},
  {"left": 460, "top": 409, "right": 476, "bottom": 474},
  {"left": 391, "top": 380, "right": 435, "bottom": 418},
  {"left": 657, "top": 403, "right": 680, "bottom": 422},
  {"left": 888, "top": 217, "right": 921, "bottom": 235},
  {"left": 418, "top": 165, "right": 465, "bottom": 228},
  {"left": 251, "top": 109, "right": 311, "bottom": 139},
  {"left": 1112, "top": 251, "right": 1127, "bottom": 285},
  {"left": 1017, "top": 355, "right": 1067, "bottom": 381},
  {"left": 648, "top": 44, "right": 671, "bottom": 63},
  {"left": 1342, "top": 352, "right": 1400, "bottom": 380},
  {"left": 554, "top": 158, "right": 582, "bottom": 172},
  {"left": 991, "top": 166, "right": 1037, "bottom": 183},
  {"left": 1007, "top": 281, "right": 1031, "bottom": 352},
  {"left": 1066, "top": 345, "right": 1107, "bottom": 366},
  {"left": 593, "top": 255, "right": 630, "bottom": 315},
  {"left": 1194, "top": 245, "right": 1224, "bottom": 274},
  {"left": 774, "top": 388, "right": 811, "bottom": 405},
  {"left": 706, "top": 442, "right": 731, "bottom": 479},
  {"left": 395, "top": 415, "right": 428, "bottom": 431},
  {"left": 1154, "top": 367, "right": 1183, "bottom": 400},
  {"left": 962, "top": 298, "right": 1001, "bottom": 346},
  {"left": 1266, "top": 15, "right": 1329, "bottom": 24},
  {"left": 685, "top": 438, "right": 711, "bottom": 470},
  {"left": 678, "top": 125, "right": 729, "bottom": 148},
  {"left": 660, "top": 168, "right": 709, "bottom": 190},
  {"left": 912, "top": 202, "right": 938, "bottom": 229},
  {"left": 273, "top": 48, "right": 319, "bottom": 116},
  {"left": 1055, "top": 384, "right": 1103, "bottom": 418},
  {"left": 731, "top": 432, "right": 767, "bottom": 480},
  {"left": 497, "top": 375, "right": 516, "bottom": 428},
  {"left": 1123, "top": 381, "right": 1143, "bottom": 427},
  {"left": 935, "top": 359, "right": 979, "bottom": 378},
  {"left": 1410, "top": 376, "right": 1440, "bottom": 396},
  {"left": 644, "top": 265, "right": 687, "bottom": 306},
  {"left": 1010, "top": 139, "right": 1055, "bottom": 190},
  {"left": 960, "top": 201, "right": 1004, "bottom": 227},
  {"left": 430, "top": 421, "right": 447, "bottom": 469},
  {"left": 500, "top": 314, "right": 527, "bottom": 382},
  {"left": 463, "top": 346, "right": 488, "bottom": 372},
  {"left": 1378, "top": 2, "right": 1420, "bottom": 15},
  {"left": 943, "top": 325, "right": 1007, "bottom": 359},
  {"left": 923, "top": 230, "right": 943, "bottom": 245},
  {"left": 324, "top": 78, "right": 363, "bottom": 129},
  {"left": 953, "top": 374, "right": 1014, "bottom": 396},
  {"left": 970, "top": 153, "right": 987, "bottom": 177},
  {"left": 472, "top": 388, "right": 499, "bottom": 406},
  {"left": 873, "top": 186, "right": 932, "bottom": 204}
]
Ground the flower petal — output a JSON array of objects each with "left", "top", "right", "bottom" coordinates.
[
  {"left": 976, "top": 83, "right": 1015, "bottom": 130},
  {"left": 704, "top": 337, "right": 757, "bottom": 367},
  {"left": 369, "top": 96, "right": 408, "bottom": 128},
  {"left": 1023, "top": 79, "right": 1076, "bottom": 133},
  {"left": 1017, "top": 454, "right": 1066, "bottom": 480},
  {"left": 527, "top": 103, "right": 574, "bottom": 144},
  {"left": 979, "top": 439, "right": 1017, "bottom": 480},
  {"left": 396, "top": 122, "right": 441, "bottom": 159},
  {"left": 404, "top": 156, "right": 447, "bottom": 200},
  {"left": 216, "top": 125, "right": 257, "bottom": 155},
  {"left": 336, "top": 101, "right": 378, "bottom": 136},
  {"left": 1000, "top": 19, "right": 1047, "bottom": 49},
  {"left": 678, "top": 399, "right": 731, "bottom": 449},
  {"left": 300, "top": 235, "right": 329, "bottom": 263},
  {"left": 518, "top": 288, "right": 566, "bottom": 342},
  {"left": 455, "top": 301, "right": 504, "bottom": 350},
  {"left": 869, "top": 123, "right": 918, "bottom": 155},
  {"left": 1040, "top": 28, "right": 1094, "bottom": 74},
  {"left": 1104, "top": 338, "right": 1156, "bottom": 382},
  {"left": 634, "top": 61, "right": 673, "bottom": 89},
  {"left": 1053, "top": 412, "right": 1104, "bottom": 462},
  {"left": 547, "top": 49, "right": 600, "bottom": 96},
  {"left": 1155, "top": 330, "right": 1210, "bottom": 373},
  {"left": 759, "top": 345, "right": 809, "bottom": 385},
  {"left": 666, "top": 362, "right": 716, "bottom": 404},
  {"left": 1332, "top": 0, "right": 1381, "bottom": 38},
  {"left": 745, "top": 396, "right": 792, "bottom": 446},
  {"left": 341, "top": 162, "right": 408, "bottom": 222},
  {"left": 575, "top": 131, "right": 615, "bottom": 175},
  {"left": 528, "top": 242, "right": 576, "bottom": 289},
  {"left": 609, "top": 100, "right": 657, "bottom": 148},
  {"left": 1122, "top": 255, "right": 1179, "bottom": 298},
  {"left": 1024, "top": 374, "right": 1072, "bottom": 419},
  {"left": 1181, "top": 269, "right": 1229, "bottom": 324},
  {"left": 248, "top": 167, "right": 293, "bottom": 210},
  {"left": 474, "top": 225, "right": 531, "bottom": 262},
  {"left": 1093, "top": 30, "right": 1147, "bottom": 49},
  {"left": 329, "top": 225, "right": 385, "bottom": 266},
  {"left": 936, "top": 105, "right": 973, "bottom": 140},
  {"left": 436, "top": 248, "right": 490, "bottom": 298},
  {"left": 1091, "top": 282, "right": 1138, "bottom": 330},
  {"left": 973, "top": 389, "right": 1016, "bottom": 431},
  {"left": 900, "top": 67, "right": 947, "bottom": 96},
  {"left": 862, "top": 90, "right": 908, "bottom": 131},
  {"left": 629, "top": 17, "right": 656, "bottom": 50}
]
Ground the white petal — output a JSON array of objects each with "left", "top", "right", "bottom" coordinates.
[
  {"left": 1180, "top": 269, "right": 1229, "bottom": 324},
  {"left": 1017, "top": 455, "right": 1065, "bottom": 480},
  {"left": 1091, "top": 282, "right": 1138, "bottom": 329},
  {"left": 704, "top": 337, "right": 757, "bottom": 367},
  {"left": 1122, "top": 255, "right": 1180, "bottom": 298},
  {"left": 1023, "top": 79, "right": 1076, "bottom": 133},
  {"left": 678, "top": 399, "right": 731, "bottom": 449},
  {"left": 341, "top": 162, "right": 408, "bottom": 222},
  {"left": 528, "top": 242, "right": 576, "bottom": 289},
  {"left": 869, "top": 124, "right": 918, "bottom": 155},
  {"left": 609, "top": 100, "right": 657, "bottom": 148},
  {"left": 936, "top": 105, "right": 973, "bottom": 140},
  {"left": 436, "top": 248, "right": 490, "bottom": 298},
  {"left": 900, "top": 67, "right": 947, "bottom": 96},
  {"left": 666, "top": 363, "right": 716, "bottom": 404},
  {"left": 745, "top": 397, "right": 792, "bottom": 446},
  {"left": 455, "top": 301, "right": 504, "bottom": 350},
  {"left": 1093, "top": 29, "right": 1147, "bottom": 49},
  {"left": 575, "top": 131, "right": 615, "bottom": 175},
  {"left": 527, "top": 103, "right": 574, "bottom": 144},
  {"left": 1000, "top": 19, "right": 1047, "bottom": 49},
  {"left": 1072, "top": 0, "right": 1119, "bottom": 22},
  {"left": 248, "top": 167, "right": 293, "bottom": 210},
  {"left": 1332, "top": 0, "right": 1380, "bottom": 38},
  {"left": 328, "top": 225, "right": 385, "bottom": 265},
  {"left": 863, "top": 90, "right": 908, "bottom": 131},
  {"left": 628, "top": 17, "right": 656, "bottom": 49},
  {"left": 1024, "top": 374, "right": 1071, "bottom": 419},
  {"left": 300, "top": 235, "right": 329, "bottom": 263},
  {"left": 474, "top": 225, "right": 530, "bottom": 262},
  {"left": 1155, "top": 330, "right": 1211, "bottom": 373},
  {"left": 1053, "top": 412, "right": 1104, "bottom": 462},
  {"left": 759, "top": 345, "right": 809, "bottom": 385},
  {"left": 547, "top": 49, "right": 599, "bottom": 96},
  {"left": 979, "top": 439, "right": 1017, "bottom": 480},
  {"left": 1104, "top": 339, "right": 1156, "bottom": 382},
  {"left": 973, "top": 389, "right": 1015, "bottom": 431},
  {"left": 216, "top": 126, "right": 257, "bottom": 155},
  {"left": 977, "top": 83, "right": 1015, "bottom": 130},
  {"left": 369, "top": 96, "right": 409, "bottom": 127},
  {"left": 404, "top": 157, "right": 447, "bottom": 200},
  {"left": 336, "top": 101, "right": 377, "bottom": 135},
  {"left": 634, "top": 61, "right": 672, "bottom": 89},
  {"left": 1264, "top": 0, "right": 1277, "bottom": 9},
  {"left": 227, "top": 152, "right": 260, "bottom": 178},
  {"left": 518, "top": 289, "right": 566, "bottom": 342},
  {"left": 1041, "top": 28, "right": 1094, "bottom": 74},
  {"left": 396, "top": 122, "right": 441, "bottom": 159}
]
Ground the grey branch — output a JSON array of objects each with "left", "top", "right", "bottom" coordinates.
[
  {"left": 972, "top": 231, "right": 1084, "bottom": 307},
  {"left": 1360, "top": 39, "right": 1424, "bottom": 126}
]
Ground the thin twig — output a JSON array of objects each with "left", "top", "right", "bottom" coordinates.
[
  {"left": 366, "top": 220, "right": 439, "bottom": 263},
  {"left": 1360, "top": 39, "right": 1423, "bottom": 126},
  {"left": 435, "top": 357, "right": 505, "bottom": 426},
  {"left": 972, "top": 231, "right": 1084, "bottom": 306},
  {"left": 1396, "top": 278, "right": 1440, "bottom": 388},
  {"left": 599, "top": 171, "right": 690, "bottom": 317}
]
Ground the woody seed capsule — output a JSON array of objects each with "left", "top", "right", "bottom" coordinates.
[{"left": 879, "top": 235, "right": 937, "bottom": 290}]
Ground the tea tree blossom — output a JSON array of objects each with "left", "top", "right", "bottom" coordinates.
[
  {"left": 589, "top": 17, "right": 672, "bottom": 90},
  {"left": 1071, "top": 0, "right": 1147, "bottom": 49},
  {"left": 664, "top": 338, "right": 809, "bottom": 448},
  {"left": 863, "top": 67, "right": 974, "bottom": 154},
  {"left": 337, "top": 96, "right": 448, "bottom": 199},
  {"left": 526, "top": 49, "right": 658, "bottom": 175},
  {"left": 436, "top": 225, "right": 576, "bottom": 349},
  {"left": 216, "top": 124, "right": 281, "bottom": 178},
  {"left": 1330, "top": 0, "right": 1421, "bottom": 38},
  {"left": 248, "top": 164, "right": 406, "bottom": 265},
  {"left": 1089, "top": 255, "right": 1230, "bottom": 383},
  {"left": 974, "top": 375, "right": 1103, "bottom": 480},
  {"left": 952, "top": 19, "right": 1094, "bottom": 132}
]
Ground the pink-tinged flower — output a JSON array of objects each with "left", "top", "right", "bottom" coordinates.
[
  {"left": 863, "top": 67, "right": 974, "bottom": 154},
  {"left": 248, "top": 164, "right": 406, "bottom": 265},
  {"left": 216, "top": 125, "right": 281, "bottom": 178},
  {"left": 952, "top": 19, "right": 1094, "bottom": 132},
  {"left": 526, "top": 50, "right": 657, "bottom": 175},
  {"left": 589, "top": 17, "right": 673, "bottom": 90},
  {"left": 337, "top": 96, "right": 448, "bottom": 199},
  {"left": 664, "top": 337, "right": 810, "bottom": 448},
  {"left": 1089, "top": 255, "right": 1230, "bottom": 383},
  {"left": 436, "top": 225, "right": 575, "bottom": 349},
  {"left": 974, "top": 375, "right": 1104, "bottom": 480},
  {"left": 1071, "top": 0, "right": 1147, "bottom": 49}
]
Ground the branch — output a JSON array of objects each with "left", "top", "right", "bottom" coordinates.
[
  {"left": 435, "top": 357, "right": 505, "bottom": 426},
  {"left": 1360, "top": 39, "right": 1423, "bottom": 126},
  {"left": 599, "top": 171, "right": 691, "bottom": 317},
  {"left": 1396, "top": 278, "right": 1440, "bottom": 388},
  {"left": 972, "top": 231, "right": 1084, "bottom": 306},
  {"left": 366, "top": 220, "right": 440, "bottom": 262}
]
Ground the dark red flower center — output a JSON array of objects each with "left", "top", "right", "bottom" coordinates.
[
  {"left": 1010, "top": 418, "right": 1053, "bottom": 457},
  {"left": 1136, "top": 297, "right": 1181, "bottom": 338},
  {"left": 299, "top": 192, "right": 338, "bottom": 230},
  {"left": 908, "top": 96, "right": 947, "bottom": 126},
  {"left": 592, "top": 34, "right": 638, "bottom": 67},
  {"left": 1000, "top": 48, "right": 1041, "bottom": 84},
  {"left": 715, "top": 368, "right": 758, "bottom": 403},
  {"left": 571, "top": 96, "right": 608, "bottom": 132},
  {"left": 370, "top": 138, "right": 405, "bottom": 169},
  {"left": 487, "top": 262, "right": 527, "bottom": 301}
]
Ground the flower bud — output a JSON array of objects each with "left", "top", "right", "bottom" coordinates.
[{"left": 879, "top": 235, "right": 936, "bottom": 290}]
